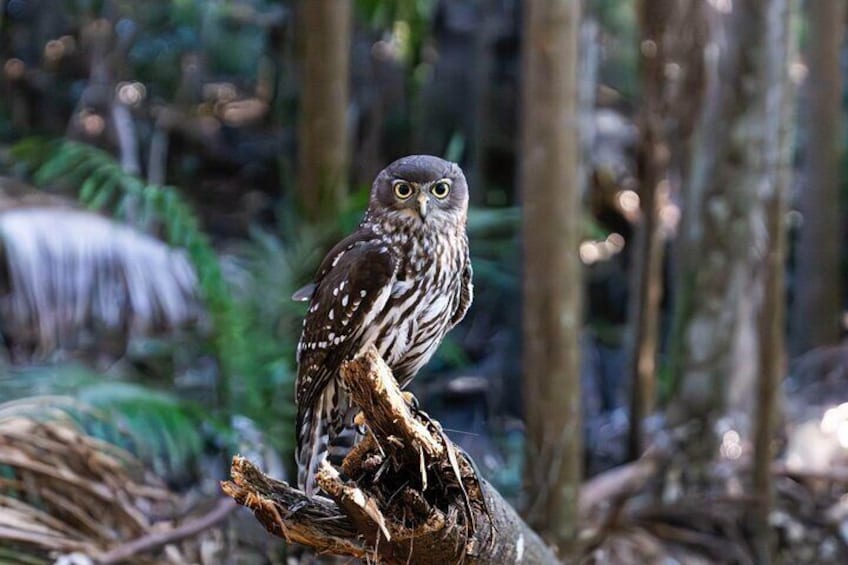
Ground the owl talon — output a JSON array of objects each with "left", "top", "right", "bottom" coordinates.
[
  {"left": 402, "top": 391, "right": 420, "bottom": 411},
  {"left": 353, "top": 411, "right": 368, "bottom": 428}
]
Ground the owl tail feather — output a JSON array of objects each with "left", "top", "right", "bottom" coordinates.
[{"left": 296, "top": 396, "right": 329, "bottom": 498}]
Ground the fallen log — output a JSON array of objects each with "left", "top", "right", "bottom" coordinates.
[{"left": 221, "top": 346, "right": 559, "bottom": 564}]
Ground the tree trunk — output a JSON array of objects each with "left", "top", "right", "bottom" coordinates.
[
  {"left": 222, "top": 348, "right": 558, "bottom": 564},
  {"left": 667, "top": 5, "right": 796, "bottom": 560},
  {"left": 791, "top": 0, "right": 845, "bottom": 355},
  {"left": 627, "top": 0, "right": 672, "bottom": 460},
  {"left": 520, "top": 0, "right": 583, "bottom": 555},
  {"left": 668, "top": 0, "right": 794, "bottom": 450},
  {"left": 752, "top": 2, "right": 794, "bottom": 561},
  {"left": 295, "top": 0, "right": 352, "bottom": 222}
]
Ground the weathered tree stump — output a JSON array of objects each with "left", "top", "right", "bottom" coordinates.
[{"left": 221, "top": 347, "right": 558, "bottom": 564}]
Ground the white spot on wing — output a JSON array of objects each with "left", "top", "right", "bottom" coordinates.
[{"left": 342, "top": 294, "right": 349, "bottom": 307}]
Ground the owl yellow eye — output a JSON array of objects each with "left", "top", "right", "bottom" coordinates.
[
  {"left": 393, "top": 181, "right": 413, "bottom": 199},
  {"left": 431, "top": 180, "right": 451, "bottom": 199}
]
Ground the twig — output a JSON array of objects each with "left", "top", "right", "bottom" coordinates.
[
  {"left": 772, "top": 462, "right": 848, "bottom": 483},
  {"left": 579, "top": 446, "right": 666, "bottom": 517},
  {"left": 111, "top": 101, "right": 141, "bottom": 177},
  {"left": 97, "top": 497, "right": 238, "bottom": 564}
]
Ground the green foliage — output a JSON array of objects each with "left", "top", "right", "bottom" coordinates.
[
  {"left": 591, "top": 0, "right": 638, "bottom": 101},
  {"left": 9, "top": 138, "right": 284, "bottom": 437},
  {"left": 57, "top": 0, "right": 282, "bottom": 99},
  {"left": 465, "top": 207, "right": 520, "bottom": 293},
  {"left": 464, "top": 206, "right": 611, "bottom": 292},
  {"left": 356, "top": 0, "right": 437, "bottom": 67},
  {"left": 80, "top": 382, "right": 206, "bottom": 480},
  {"left": 226, "top": 226, "right": 314, "bottom": 453},
  {"left": 0, "top": 367, "right": 206, "bottom": 484},
  {"left": 225, "top": 185, "right": 382, "bottom": 453}
]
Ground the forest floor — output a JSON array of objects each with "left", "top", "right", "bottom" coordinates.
[{"left": 581, "top": 344, "right": 848, "bottom": 564}]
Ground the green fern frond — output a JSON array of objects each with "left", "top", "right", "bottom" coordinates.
[
  {"left": 12, "top": 138, "right": 246, "bottom": 416},
  {"left": 0, "top": 372, "right": 206, "bottom": 485},
  {"left": 77, "top": 382, "right": 205, "bottom": 481}
]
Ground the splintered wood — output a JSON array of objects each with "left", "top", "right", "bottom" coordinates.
[
  {"left": 221, "top": 346, "right": 559, "bottom": 564},
  {"left": 340, "top": 347, "right": 444, "bottom": 460}
]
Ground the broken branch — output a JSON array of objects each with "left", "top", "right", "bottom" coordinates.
[{"left": 222, "top": 346, "right": 558, "bottom": 564}]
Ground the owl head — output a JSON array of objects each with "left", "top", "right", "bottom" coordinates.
[{"left": 369, "top": 155, "right": 469, "bottom": 227}]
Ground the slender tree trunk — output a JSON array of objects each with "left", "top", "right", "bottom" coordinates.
[
  {"left": 668, "top": 0, "right": 794, "bottom": 447},
  {"left": 520, "top": 0, "right": 583, "bottom": 555},
  {"left": 752, "top": 2, "right": 794, "bottom": 562},
  {"left": 471, "top": 0, "right": 496, "bottom": 206},
  {"left": 295, "top": 0, "right": 352, "bottom": 222},
  {"left": 627, "top": 0, "right": 671, "bottom": 460},
  {"left": 663, "top": 0, "right": 709, "bottom": 202},
  {"left": 792, "top": 0, "right": 845, "bottom": 355}
]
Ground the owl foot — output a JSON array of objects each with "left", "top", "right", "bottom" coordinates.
[
  {"left": 401, "top": 390, "right": 420, "bottom": 411},
  {"left": 353, "top": 410, "right": 368, "bottom": 429}
]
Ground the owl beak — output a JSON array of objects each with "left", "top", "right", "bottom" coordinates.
[{"left": 417, "top": 193, "right": 429, "bottom": 218}]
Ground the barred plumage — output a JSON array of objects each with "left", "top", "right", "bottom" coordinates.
[{"left": 294, "top": 155, "right": 473, "bottom": 496}]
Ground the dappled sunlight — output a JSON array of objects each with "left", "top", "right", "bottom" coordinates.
[
  {"left": 580, "top": 232, "right": 625, "bottom": 265},
  {"left": 117, "top": 81, "right": 147, "bottom": 107},
  {"left": 720, "top": 429, "right": 742, "bottom": 461}
]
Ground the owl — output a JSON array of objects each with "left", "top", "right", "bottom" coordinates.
[{"left": 293, "top": 155, "right": 473, "bottom": 496}]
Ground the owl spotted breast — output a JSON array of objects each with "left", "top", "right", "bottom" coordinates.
[{"left": 294, "top": 155, "right": 473, "bottom": 496}]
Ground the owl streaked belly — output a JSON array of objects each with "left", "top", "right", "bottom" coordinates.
[{"left": 356, "top": 239, "right": 462, "bottom": 388}]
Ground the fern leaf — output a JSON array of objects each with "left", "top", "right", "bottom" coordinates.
[{"left": 11, "top": 138, "right": 249, "bottom": 423}]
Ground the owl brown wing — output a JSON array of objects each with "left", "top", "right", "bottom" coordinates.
[
  {"left": 291, "top": 230, "right": 379, "bottom": 302},
  {"left": 295, "top": 237, "right": 399, "bottom": 429}
]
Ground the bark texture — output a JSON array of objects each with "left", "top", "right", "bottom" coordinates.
[
  {"left": 668, "top": 1, "right": 795, "bottom": 559},
  {"left": 792, "top": 0, "right": 846, "bottom": 355},
  {"left": 669, "top": 0, "right": 793, "bottom": 428},
  {"left": 222, "top": 347, "right": 558, "bottom": 564},
  {"left": 296, "top": 0, "right": 352, "bottom": 222},
  {"left": 520, "top": 0, "right": 583, "bottom": 554},
  {"left": 752, "top": 2, "right": 794, "bottom": 561}
]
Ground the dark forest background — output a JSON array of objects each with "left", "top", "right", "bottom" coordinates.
[{"left": 0, "top": 0, "right": 846, "bottom": 563}]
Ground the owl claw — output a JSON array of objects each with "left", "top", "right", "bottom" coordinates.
[
  {"left": 402, "top": 391, "right": 420, "bottom": 411},
  {"left": 353, "top": 411, "right": 368, "bottom": 428}
]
